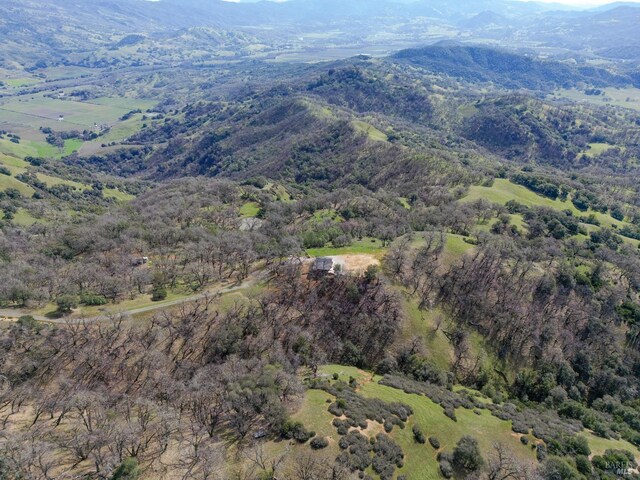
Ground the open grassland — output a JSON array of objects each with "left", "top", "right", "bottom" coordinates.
[
  {"left": 0, "top": 173, "right": 34, "bottom": 196},
  {"left": 0, "top": 94, "right": 156, "bottom": 133},
  {"left": 306, "top": 237, "right": 387, "bottom": 258},
  {"left": 0, "top": 136, "right": 82, "bottom": 160},
  {"left": 0, "top": 95, "right": 128, "bottom": 130},
  {"left": 585, "top": 431, "right": 639, "bottom": 458},
  {"left": 240, "top": 201, "right": 261, "bottom": 218},
  {"left": 3, "top": 77, "right": 41, "bottom": 88},
  {"left": 304, "top": 366, "right": 535, "bottom": 479},
  {"left": 397, "top": 293, "right": 453, "bottom": 371},
  {"left": 583, "top": 142, "right": 617, "bottom": 158},
  {"left": 553, "top": 87, "right": 640, "bottom": 111},
  {"left": 104, "top": 188, "right": 135, "bottom": 201},
  {"left": 352, "top": 120, "right": 388, "bottom": 142},
  {"left": 286, "top": 365, "right": 640, "bottom": 479},
  {"left": 463, "top": 179, "right": 624, "bottom": 228},
  {"left": 444, "top": 234, "right": 474, "bottom": 264},
  {"left": 11, "top": 208, "right": 38, "bottom": 226}
]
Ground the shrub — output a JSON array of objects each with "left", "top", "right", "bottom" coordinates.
[
  {"left": 151, "top": 286, "right": 167, "bottom": 301},
  {"left": 565, "top": 436, "right": 590, "bottom": 456},
  {"left": 17, "top": 315, "right": 39, "bottom": 330},
  {"left": 310, "top": 437, "right": 329, "bottom": 449},
  {"left": 575, "top": 455, "right": 591, "bottom": 475},
  {"left": 429, "top": 436, "right": 441, "bottom": 449},
  {"left": 452, "top": 436, "right": 484, "bottom": 472},
  {"left": 281, "top": 421, "right": 314, "bottom": 443},
  {"left": 110, "top": 458, "right": 140, "bottom": 480},
  {"left": 412, "top": 425, "right": 426, "bottom": 444},
  {"left": 80, "top": 293, "right": 108, "bottom": 306},
  {"left": 536, "top": 443, "right": 547, "bottom": 461},
  {"left": 539, "top": 457, "right": 581, "bottom": 480},
  {"left": 56, "top": 295, "right": 78, "bottom": 314},
  {"left": 439, "top": 459, "right": 453, "bottom": 478}
]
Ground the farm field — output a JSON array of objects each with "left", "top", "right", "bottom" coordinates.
[
  {"left": 552, "top": 87, "right": 640, "bottom": 111},
  {"left": 1, "top": 95, "right": 131, "bottom": 130}
]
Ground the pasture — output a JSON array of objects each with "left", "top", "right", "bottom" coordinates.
[
  {"left": 553, "top": 87, "right": 640, "bottom": 111},
  {"left": 287, "top": 365, "right": 640, "bottom": 479},
  {"left": 463, "top": 178, "right": 625, "bottom": 228},
  {"left": 0, "top": 94, "right": 133, "bottom": 130}
]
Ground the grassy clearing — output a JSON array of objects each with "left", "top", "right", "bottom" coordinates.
[
  {"left": 444, "top": 234, "right": 474, "bottom": 265},
  {"left": 398, "top": 197, "right": 411, "bottom": 210},
  {"left": 0, "top": 174, "right": 33, "bottom": 196},
  {"left": 0, "top": 153, "right": 29, "bottom": 168},
  {"left": 291, "top": 389, "right": 337, "bottom": 440},
  {"left": 463, "top": 179, "right": 624, "bottom": 229},
  {"left": 0, "top": 136, "right": 81, "bottom": 160},
  {"left": 306, "top": 237, "right": 387, "bottom": 259},
  {"left": 553, "top": 87, "right": 640, "bottom": 111},
  {"left": 311, "top": 209, "right": 343, "bottom": 222},
  {"left": 11, "top": 208, "right": 38, "bottom": 226},
  {"left": 96, "top": 114, "right": 146, "bottom": 143},
  {"left": 511, "top": 214, "right": 526, "bottom": 231},
  {"left": 281, "top": 363, "right": 640, "bottom": 479},
  {"left": 240, "top": 202, "right": 260, "bottom": 218},
  {"left": 585, "top": 431, "right": 639, "bottom": 458},
  {"left": 104, "top": 188, "right": 135, "bottom": 201},
  {"left": 463, "top": 179, "right": 575, "bottom": 211},
  {"left": 583, "top": 142, "right": 616, "bottom": 158},
  {"left": 36, "top": 172, "right": 86, "bottom": 190},
  {"left": 0, "top": 94, "right": 132, "bottom": 130},
  {"left": 352, "top": 120, "right": 388, "bottom": 142},
  {"left": 264, "top": 183, "right": 292, "bottom": 202},
  {"left": 4, "top": 77, "right": 41, "bottom": 88},
  {"left": 398, "top": 293, "right": 452, "bottom": 371},
  {"left": 308, "top": 365, "right": 535, "bottom": 479}
]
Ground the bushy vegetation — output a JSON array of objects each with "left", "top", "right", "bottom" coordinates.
[{"left": 2, "top": 9, "right": 640, "bottom": 479}]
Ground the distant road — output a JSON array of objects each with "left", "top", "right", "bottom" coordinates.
[{"left": 0, "top": 274, "right": 263, "bottom": 325}]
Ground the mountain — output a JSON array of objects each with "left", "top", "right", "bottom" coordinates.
[
  {"left": 393, "top": 44, "right": 638, "bottom": 90},
  {"left": 3, "top": 0, "right": 640, "bottom": 71}
]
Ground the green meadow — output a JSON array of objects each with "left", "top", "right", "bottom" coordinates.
[
  {"left": 306, "top": 237, "right": 387, "bottom": 258},
  {"left": 463, "top": 178, "right": 624, "bottom": 229},
  {"left": 286, "top": 365, "right": 640, "bottom": 479}
]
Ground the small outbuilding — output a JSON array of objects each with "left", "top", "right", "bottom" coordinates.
[{"left": 311, "top": 257, "right": 334, "bottom": 276}]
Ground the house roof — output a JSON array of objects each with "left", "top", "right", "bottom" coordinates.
[{"left": 312, "top": 257, "right": 333, "bottom": 271}]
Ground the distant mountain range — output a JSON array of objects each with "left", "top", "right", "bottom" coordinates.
[{"left": 1, "top": 0, "right": 639, "bottom": 69}]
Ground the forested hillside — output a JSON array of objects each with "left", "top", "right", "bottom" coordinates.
[{"left": 2, "top": 1, "right": 640, "bottom": 479}]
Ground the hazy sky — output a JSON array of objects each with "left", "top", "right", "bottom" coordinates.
[
  {"left": 221, "top": 0, "right": 640, "bottom": 6},
  {"left": 226, "top": 0, "right": 640, "bottom": 5},
  {"left": 525, "top": 0, "right": 640, "bottom": 4}
]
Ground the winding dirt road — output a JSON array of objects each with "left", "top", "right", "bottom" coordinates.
[{"left": 0, "top": 274, "right": 263, "bottom": 325}]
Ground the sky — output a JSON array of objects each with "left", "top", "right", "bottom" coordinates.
[
  {"left": 223, "top": 0, "right": 640, "bottom": 5},
  {"left": 525, "top": 0, "right": 640, "bottom": 4}
]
